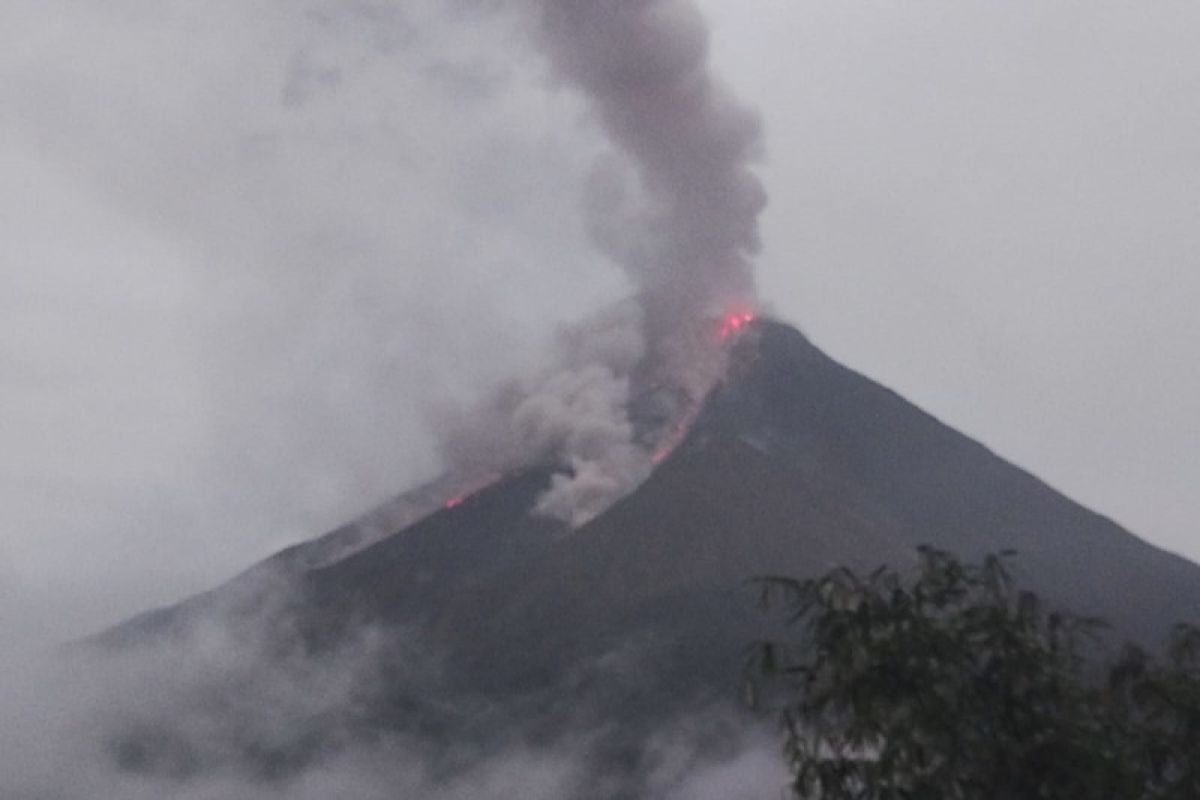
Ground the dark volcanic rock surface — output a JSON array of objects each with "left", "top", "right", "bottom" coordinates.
[
  {"left": 280, "top": 321, "right": 1200, "bottom": 680},
  {"left": 98, "top": 319, "right": 1200, "bottom": 787}
]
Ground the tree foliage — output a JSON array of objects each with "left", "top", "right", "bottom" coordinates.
[{"left": 749, "top": 546, "right": 1200, "bottom": 799}]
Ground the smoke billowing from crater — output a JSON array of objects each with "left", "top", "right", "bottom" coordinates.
[
  {"left": 539, "top": 0, "right": 767, "bottom": 326},
  {"left": 0, "top": 0, "right": 777, "bottom": 796},
  {"left": 442, "top": 0, "right": 767, "bottom": 525}
]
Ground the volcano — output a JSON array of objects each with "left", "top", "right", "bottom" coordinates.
[{"left": 96, "top": 318, "right": 1200, "bottom": 793}]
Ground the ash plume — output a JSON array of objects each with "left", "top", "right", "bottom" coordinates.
[
  {"left": 537, "top": 0, "right": 767, "bottom": 331},
  {"left": 444, "top": 0, "right": 768, "bottom": 525}
]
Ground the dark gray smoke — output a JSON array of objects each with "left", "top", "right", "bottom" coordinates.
[
  {"left": 442, "top": 0, "right": 768, "bottom": 525},
  {"left": 538, "top": 0, "right": 767, "bottom": 334}
]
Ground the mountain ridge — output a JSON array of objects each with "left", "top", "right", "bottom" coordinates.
[
  {"left": 88, "top": 318, "right": 1200, "bottom": 795},
  {"left": 102, "top": 319, "right": 1199, "bottom": 656}
]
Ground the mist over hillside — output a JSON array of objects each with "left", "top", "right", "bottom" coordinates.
[
  {"left": 6, "top": 319, "right": 1195, "bottom": 798},
  {"left": 3, "top": 1, "right": 1198, "bottom": 798}
]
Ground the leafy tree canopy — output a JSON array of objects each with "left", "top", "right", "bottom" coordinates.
[{"left": 749, "top": 546, "right": 1200, "bottom": 799}]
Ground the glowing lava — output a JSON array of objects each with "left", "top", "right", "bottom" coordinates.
[
  {"left": 648, "top": 311, "right": 758, "bottom": 466},
  {"left": 651, "top": 421, "right": 687, "bottom": 465},
  {"left": 441, "top": 472, "right": 500, "bottom": 511},
  {"left": 717, "top": 310, "right": 756, "bottom": 341}
]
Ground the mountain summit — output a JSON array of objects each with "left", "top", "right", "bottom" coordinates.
[{"left": 97, "top": 318, "right": 1200, "bottom": 792}]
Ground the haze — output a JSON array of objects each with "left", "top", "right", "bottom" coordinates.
[{"left": 2, "top": 0, "right": 1197, "bottom": 655}]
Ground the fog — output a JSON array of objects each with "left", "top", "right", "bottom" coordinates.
[
  {"left": 1, "top": 1, "right": 790, "bottom": 796},
  {"left": 5, "top": 0, "right": 1197, "bottom": 652},
  {"left": 0, "top": 570, "right": 785, "bottom": 798},
  {"left": 2, "top": 0, "right": 624, "bottom": 650},
  {"left": 2, "top": 0, "right": 1197, "bottom": 795}
]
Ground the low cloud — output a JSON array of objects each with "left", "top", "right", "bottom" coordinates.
[{"left": 0, "top": 572, "right": 785, "bottom": 798}]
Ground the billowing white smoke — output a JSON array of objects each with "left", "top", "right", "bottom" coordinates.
[
  {"left": 445, "top": 0, "right": 767, "bottom": 526},
  {"left": 439, "top": 304, "right": 649, "bottom": 526}
]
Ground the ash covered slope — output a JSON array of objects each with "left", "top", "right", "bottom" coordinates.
[
  {"left": 106, "top": 319, "right": 1200, "bottom": 696},
  {"left": 301, "top": 319, "right": 1199, "bottom": 704},
  {"left": 686, "top": 320, "right": 1200, "bottom": 640}
]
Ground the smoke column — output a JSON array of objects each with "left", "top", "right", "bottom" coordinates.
[
  {"left": 536, "top": 0, "right": 767, "bottom": 338},
  {"left": 442, "top": 0, "right": 767, "bottom": 526}
]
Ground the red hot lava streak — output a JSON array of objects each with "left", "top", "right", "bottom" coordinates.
[{"left": 717, "top": 310, "right": 756, "bottom": 341}]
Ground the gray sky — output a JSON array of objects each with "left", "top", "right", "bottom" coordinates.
[
  {"left": 2, "top": 0, "right": 1197, "bottom": 651},
  {"left": 697, "top": 0, "right": 1199, "bottom": 569}
]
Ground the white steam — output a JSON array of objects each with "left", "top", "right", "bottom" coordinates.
[
  {"left": 438, "top": 303, "right": 650, "bottom": 526},
  {"left": 0, "top": 0, "right": 778, "bottom": 793}
]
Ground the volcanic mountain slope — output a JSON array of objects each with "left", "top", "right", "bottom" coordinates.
[{"left": 99, "top": 319, "right": 1200, "bottom": 774}]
